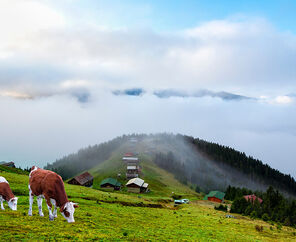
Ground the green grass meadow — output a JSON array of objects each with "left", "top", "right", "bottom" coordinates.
[{"left": 1, "top": 169, "right": 296, "bottom": 241}]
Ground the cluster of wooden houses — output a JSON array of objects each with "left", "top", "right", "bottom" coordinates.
[
  {"left": 67, "top": 151, "right": 149, "bottom": 194},
  {"left": 122, "top": 152, "right": 140, "bottom": 179},
  {"left": 99, "top": 177, "right": 149, "bottom": 193}
]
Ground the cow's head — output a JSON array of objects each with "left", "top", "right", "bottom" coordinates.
[
  {"left": 60, "top": 202, "right": 78, "bottom": 223},
  {"left": 8, "top": 197, "right": 18, "bottom": 211}
]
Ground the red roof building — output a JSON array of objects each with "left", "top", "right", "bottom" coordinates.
[
  {"left": 124, "top": 152, "right": 134, "bottom": 157},
  {"left": 244, "top": 194, "right": 263, "bottom": 204}
]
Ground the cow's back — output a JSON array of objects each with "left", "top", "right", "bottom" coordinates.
[
  {"left": 0, "top": 176, "right": 8, "bottom": 184},
  {"left": 29, "top": 169, "right": 59, "bottom": 196},
  {"left": 0, "top": 181, "right": 14, "bottom": 201},
  {"left": 29, "top": 169, "right": 68, "bottom": 206}
]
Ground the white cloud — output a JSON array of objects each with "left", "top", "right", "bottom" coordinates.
[
  {"left": 60, "top": 80, "right": 91, "bottom": 89},
  {"left": 0, "top": 0, "right": 65, "bottom": 58},
  {"left": 274, "top": 95, "right": 294, "bottom": 104},
  {"left": 0, "top": 2, "right": 295, "bottom": 176}
]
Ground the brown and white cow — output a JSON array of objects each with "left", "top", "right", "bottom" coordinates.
[
  {"left": 0, "top": 176, "right": 18, "bottom": 211},
  {"left": 28, "top": 166, "right": 78, "bottom": 223}
]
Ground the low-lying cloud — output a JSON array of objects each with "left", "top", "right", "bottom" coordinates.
[{"left": 0, "top": 1, "right": 295, "bottom": 177}]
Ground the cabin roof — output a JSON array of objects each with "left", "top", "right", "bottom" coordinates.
[
  {"left": 127, "top": 166, "right": 137, "bottom": 170},
  {"left": 204, "top": 191, "right": 225, "bottom": 200},
  {"left": 0, "top": 161, "right": 15, "bottom": 167},
  {"left": 100, "top": 178, "right": 121, "bottom": 187},
  {"left": 72, "top": 172, "right": 93, "bottom": 185},
  {"left": 124, "top": 152, "right": 134, "bottom": 157},
  {"left": 122, "top": 157, "right": 139, "bottom": 161},
  {"left": 126, "top": 178, "right": 145, "bottom": 187},
  {"left": 142, "top": 183, "right": 149, "bottom": 188}
]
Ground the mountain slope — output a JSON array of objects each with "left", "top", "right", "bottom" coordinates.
[
  {"left": 46, "top": 133, "right": 296, "bottom": 196},
  {"left": 88, "top": 153, "right": 197, "bottom": 197}
]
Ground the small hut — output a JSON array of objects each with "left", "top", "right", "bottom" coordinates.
[
  {"left": 122, "top": 156, "right": 139, "bottom": 164},
  {"left": 126, "top": 165, "right": 139, "bottom": 179},
  {"left": 100, "top": 178, "right": 121, "bottom": 191},
  {"left": 0, "top": 162, "right": 16, "bottom": 168},
  {"left": 126, "top": 178, "right": 149, "bottom": 193},
  {"left": 123, "top": 152, "right": 134, "bottom": 157},
  {"left": 204, "top": 191, "right": 225, "bottom": 203},
  {"left": 68, "top": 172, "right": 94, "bottom": 187}
]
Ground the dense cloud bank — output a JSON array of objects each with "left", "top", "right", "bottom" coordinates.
[{"left": 0, "top": 1, "right": 295, "bottom": 175}]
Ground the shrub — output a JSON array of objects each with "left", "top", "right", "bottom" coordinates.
[
  {"left": 255, "top": 225, "right": 263, "bottom": 232},
  {"left": 262, "top": 213, "right": 270, "bottom": 221},
  {"left": 250, "top": 211, "right": 258, "bottom": 219},
  {"left": 284, "top": 217, "right": 291, "bottom": 226},
  {"left": 214, "top": 204, "right": 228, "bottom": 212},
  {"left": 172, "top": 194, "right": 182, "bottom": 200}
]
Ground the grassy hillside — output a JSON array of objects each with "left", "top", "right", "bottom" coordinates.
[
  {"left": 89, "top": 153, "right": 197, "bottom": 198},
  {"left": 47, "top": 134, "right": 296, "bottom": 197},
  {"left": 1, "top": 170, "right": 296, "bottom": 241}
]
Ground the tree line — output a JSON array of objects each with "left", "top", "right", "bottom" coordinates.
[
  {"left": 44, "top": 135, "right": 127, "bottom": 179},
  {"left": 154, "top": 151, "right": 187, "bottom": 185},
  {"left": 183, "top": 135, "right": 296, "bottom": 196},
  {"left": 227, "top": 185, "right": 296, "bottom": 227}
]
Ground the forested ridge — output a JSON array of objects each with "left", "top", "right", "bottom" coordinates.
[
  {"left": 45, "top": 133, "right": 296, "bottom": 196},
  {"left": 44, "top": 136, "right": 126, "bottom": 179},
  {"left": 183, "top": 135, "right": 296, "bottom": 195}
]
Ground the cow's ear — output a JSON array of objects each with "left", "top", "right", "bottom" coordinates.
[{"left": 73, "top": 203, "right": 79, "bottom": 208}]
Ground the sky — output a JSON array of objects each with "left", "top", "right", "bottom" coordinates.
[{"left": 0, "top": 0, "right": 295, "bottom": 177}]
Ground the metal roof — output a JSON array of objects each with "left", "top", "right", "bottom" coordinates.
[
  {"left": 126, "top": 178, "right": 145, "bottom": 187},
  {"left": 127, "top": 166, "right": 137, "bottom": 170},
  {"left": 124, "top": 152, "right": 134, "bottom": 157},
  {"left": 142, "top": 183, "right": 148, "bottom": 188},
  {"left": 100, "top": 178, "right": 121, "bottom": 187},
  {"left": 73, "top": 172, "right": 93, "bottom": 185},
  {"left": 203, "top": 191, "right": 225, "bottom": 200},
  {"left": 122, "top": 157, "right": 139, "bottom": 161}
]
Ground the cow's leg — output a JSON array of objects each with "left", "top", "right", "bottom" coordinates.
[
  {"left": 0, "top": 196, "right": 4, "bottom": 210},
  {"left": 37, "top": 196, "right": 44, "bottom": 217},
  {"left": 45, "top": 198, "right": 54, "bottom": 221},
  {"left": 50, "top": 199, "right": 58, "bottom": 218},
  {"left": 28, "top": 187, "right": 34, "bottom": 216}
]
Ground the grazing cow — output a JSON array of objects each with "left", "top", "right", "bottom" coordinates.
[
  {"left": 28, "top": 166, "right": 78, "bottom": 223},
  {"left": 0, "top": 176, "right": 18, "bottom": 211}
]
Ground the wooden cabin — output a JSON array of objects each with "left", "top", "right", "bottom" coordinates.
[
  {"left": 204, "top": 191, "right": 225, "bottom": 203},
  {"left": 0, "top": 162, "right": 16, "bottom": 168},
  {"left": 122, "top": 156, "right": 139, "bottom": 164},
  {"left": 68, "top": 172, "right": 94, "bottom": 187},
  {"left": 100, "top": 178, "right": 121, "bottom": 191},
  {"left": 126, "top": 178, "right": 149, "bottom": 193},
  {"left": 126, "top": 165, "right": 139, "bottom": 179},
  {"left": 123, "top": 152, "right": 134, "bottom": 157}
]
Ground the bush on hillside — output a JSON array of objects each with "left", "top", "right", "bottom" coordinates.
[{"left": 214, "top": 204, "right": 228, "bottom": 212}]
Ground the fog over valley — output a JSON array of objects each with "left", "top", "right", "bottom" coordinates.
[{"left": 0, "top": 0, "right": 295, "bottom": 178}]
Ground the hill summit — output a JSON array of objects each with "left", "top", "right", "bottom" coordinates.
[{"left": 45, "top": 133, "right": 296, "bottom": 196}]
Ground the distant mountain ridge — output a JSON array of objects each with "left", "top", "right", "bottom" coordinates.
[{"left": 45, "top": 133, "right": 296, "bottom": 196}]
